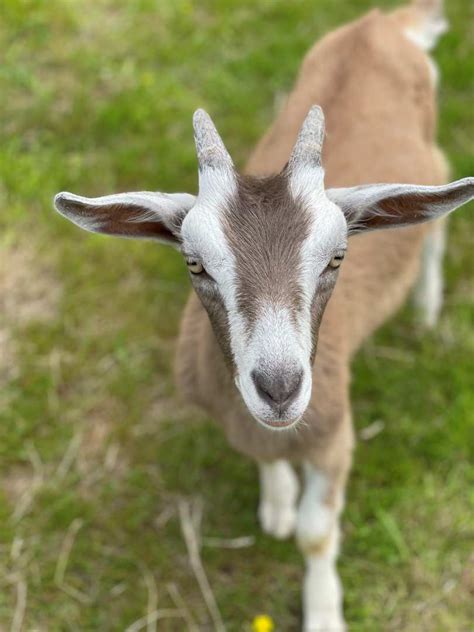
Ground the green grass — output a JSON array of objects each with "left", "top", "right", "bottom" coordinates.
[{"left": 1, "top": 0, "right": 473, "bottom": 630}]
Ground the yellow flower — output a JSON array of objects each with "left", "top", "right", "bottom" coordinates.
[{"left": 252, "top": 614, "right": 274, "bottom": 632}]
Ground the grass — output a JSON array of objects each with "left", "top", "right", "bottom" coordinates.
[{"left": 0, "top": 0, "right": 473, "bottom": 630}]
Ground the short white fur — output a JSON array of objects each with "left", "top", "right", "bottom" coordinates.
[
  {"left": 258, "top": 460, "right": 300, "bottom": 539},
  {"left": 297, "top": 466, "right": 345, "bottom": 632}
]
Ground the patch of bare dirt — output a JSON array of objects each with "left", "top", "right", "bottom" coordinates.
[
  {"left": 1, "top": 240, "right": 61, "bottom": 325},
  {"left": 0, "top": 239, "right": 62, "bottom": 387},
  {"left": 2, "top": 465, "right": 35, "bottom": 504}
]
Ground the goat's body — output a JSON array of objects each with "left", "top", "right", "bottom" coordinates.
[{"left": 175, "top": 9, "right": 448, "bottom": 464}]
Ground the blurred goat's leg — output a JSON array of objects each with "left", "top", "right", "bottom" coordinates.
[
  {"left": 258, "top": 460, "right": 299, "bottom": 539},
  {"left": 415, "top": 219, "right": 447, "bottom": 328},
  {"left": 296, "top": 423, "right": 352, "bottom": 632},
  {"left": 297, "top": 464, "right": 347, "bottom": 632},
  {"left": 300, "top": 522, "right": 345, "bottom": 632}
]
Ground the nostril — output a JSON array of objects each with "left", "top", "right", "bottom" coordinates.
[
  {"left": 251, "top": 371, "right": 276, "bottom": 406},
  {"left": 251, "top": 369, "right": 303, "bottom": 409},
  {"left": 285, "top": 370, "right": 303, "bottom": 404}
]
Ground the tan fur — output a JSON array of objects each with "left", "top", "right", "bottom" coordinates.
[
  {"left": 175, "top": 7, "right": 449, "bottom": 468},
  {"left": 302, "top": 534, "right": 332, "bottom": 556}
]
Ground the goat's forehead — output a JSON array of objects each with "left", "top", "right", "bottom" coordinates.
[
  {"left": 181, "top": 203, "right": 229, "bottom": 262},
  {"left": 181, "top": 173, "right": 347, "bottom": 267},
  {"left": 223, "top": 175, "right": 312, "bottom": 267}
]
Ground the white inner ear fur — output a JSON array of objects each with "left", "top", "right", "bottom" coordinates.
[
  {"left": 327, "top": 178, "right": 474, "bottom": 230},
  {"left": 55, "top": 190, "right": 196, "bottom": 234}
]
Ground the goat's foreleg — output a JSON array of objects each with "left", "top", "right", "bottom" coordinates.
[
  {"left": 258, "top": 460, "right": 299, "bottom": 539},
  {"left": 297, "top": 429, "right": 352, "bottom": 632},
  {"left": 414, "top": 218, "right": 447, "bottom": 328}
]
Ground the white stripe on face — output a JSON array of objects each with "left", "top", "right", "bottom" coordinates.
[
  {"left": 235, "top": 304, "right": 313, "bottom": 428},
  {"left": 299, "top": 195, "right": 348, "bottom": 305},
  {"left": 182, "top": 167, "right": 347, "bottom": 430},
  {"left": 181, "top": 167, "right": 237, "bottom": 274}
]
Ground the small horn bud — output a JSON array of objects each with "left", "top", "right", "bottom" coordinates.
[
  {"left": 288, "top": 105, "right": 325, "bottom": 171},
  {"left": 193, "top": 109, "right": 233, "bottom": 172}
]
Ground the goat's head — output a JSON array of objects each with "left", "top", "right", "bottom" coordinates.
[{"left": 54, "top": 107, "right": 474, "bottom": 431}]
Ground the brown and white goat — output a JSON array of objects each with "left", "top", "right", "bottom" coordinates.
[{"left": 54, "top": 1, "right": 473, "bottom": 629}]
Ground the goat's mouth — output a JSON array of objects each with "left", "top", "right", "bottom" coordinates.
[{"left": 257, "top": 416, "right": 303, "bottom": 431}]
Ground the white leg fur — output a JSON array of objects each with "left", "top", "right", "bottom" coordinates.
[
  {"left": 303, "top": 527, "right": 345, "bottom": 632},
  {"left": 258, "top": 460, "right": 299, "bottom": 539},
  {"left": 414, "top": 221, "right": 447, "bottom": 328},
  {"left": 297, "top": 465, "right": 346, "bottom": 632}
]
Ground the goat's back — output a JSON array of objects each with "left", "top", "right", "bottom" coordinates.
[{"left": 246, "top": 9, "right": 449, "bottom": 355}]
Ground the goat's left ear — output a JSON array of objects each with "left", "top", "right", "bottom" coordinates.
[
  {"left": 54, "top": 190, "right": 197, "bottom": 247},
  {"left": 326, "top": 178, "right": 474, "bottom": 233}
]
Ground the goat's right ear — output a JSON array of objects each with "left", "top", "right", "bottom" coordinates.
[
  {"left": 326, "top": 178, "right": 474, "bottom": 234},
  {"left": 54, "top": 190, "right": 196, "bottom": 247}
]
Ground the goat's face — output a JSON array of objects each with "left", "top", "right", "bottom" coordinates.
[
  {"left": 54, "top": 107, "right": 474, "bottom": 431},
  {"left": 181, "top": 110, "right": 347, "bottom": 429}
]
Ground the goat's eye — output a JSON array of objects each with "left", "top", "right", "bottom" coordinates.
[
  {"left": 187, "top": 260, "right": 204, "bottom": 275},
  {"left": 329, "top": 252, "right": 345, "bottom": 269}
]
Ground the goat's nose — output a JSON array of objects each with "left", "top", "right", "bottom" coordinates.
[{"left": 251, "top": 369, "right": 303, "bottom": 410}]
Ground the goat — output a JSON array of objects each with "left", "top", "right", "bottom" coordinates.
[{"left": 54, "top": 0, "right": 473, "bottom": 629}]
